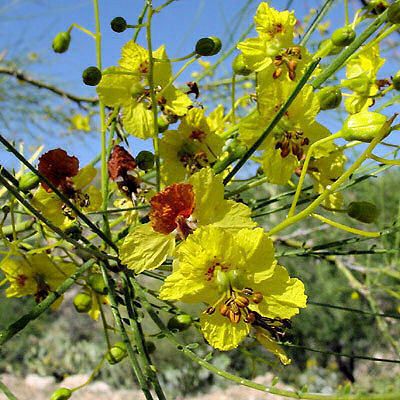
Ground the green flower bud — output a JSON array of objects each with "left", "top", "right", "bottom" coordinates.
[
  {"left": 106, "top": 342, "right": 127, "bottom": 365},
  {"left": 88, "top": 273, "right": 108, "bottom": 295},
  {"left": 158, "top": 116, "right": 170, "bottom": 133},
  {"left": 136, "top": 150, "right": 155, "bottom": 171},
  {"left": 392, "top": 70, "right": 400, "bottom": 91},
  {"left": 387, "top": 1, "right": 400, "bottom": 24},
  {"left": 73, "top": 292, "right": 92, "bottom": 313},
  {"left": 82, "top": 66, "right": 102, "bottom": 86},
  {"left": 232, "top": 54, "right": 252, "bottom": 76},
  {"left": 110, "top": 17, "right": 127, "bottom": 33},
  {"left": 195, "top": 36, "right": 222, "bottom": 56},
  {"left": 50, "top": 388, "right": 72, "bottom": 400},
  {"left": 18, "top": 172, "right": 40, "bottom": 192},
  {"left": 331, "top": 26, "right": 356, "bottom": 47},
  {"left": 318, "top": 39, "right": 341, "bottom": 56},
  {"left": 64, "top": 223, "right": 82, "bottom": 240},
  {"left": 145, "top": 341, "right": 156, "bottom": 354},
  {"left": 52, "top": 32, "right": 71, "bottom": 54},
  {"left": 317, "top": 86, "right": 342, "bottom": 110},
  {"left": 347, "top": 201, "right": 379, "bottom": 223},
  {"left": 167, "top": 314, "right": 193, "bottom": 331},
  {"left": 341, "top": 112, "right": 388, "bottom": 142}
]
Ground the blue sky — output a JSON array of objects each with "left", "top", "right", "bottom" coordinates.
[{"left": 0, "top": 0, "right": 398, "bottom": 167}]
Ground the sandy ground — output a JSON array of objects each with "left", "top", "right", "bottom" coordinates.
[{"left": 0, "top": 373, "right": 290, "bottom": 400}]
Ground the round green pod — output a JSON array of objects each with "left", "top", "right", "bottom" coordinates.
[
  {"left": 392, "top": 70, "right": 400, "bottom": 91},
  {"left": 18, "top": 172, "right": 40, "bottom": 192},
  {"left": 52, "top": 32, "right": 71, "bottom": 53},
  {"left": 111, "top": 17, "right": 127, "bottom": 33},
  {"left": 347, "top": 201, "right": 379, "bottom": 223},
  {"left": 195, "top": 36, "right": 222, "bottom": 56},
  {"left": 317, "top": 86, "right": 342, "bottom": 110},
  {"left": 331, "top": 26, "right": 356, "bottom": 47},
  {"left": 167, "top": 314, "right": 193, "bottom": 331},
  {"left": 106, "top": 341, "right": 127, "bottom": 365},
  {"left": 50, "top": 388, "right": 72, "bottom": 400},
  {"left": 82, "top": 66, "right": 102, "bottom": 86},
  {"left": 136, "top": 150, "right": 155, "bottom": 171},
  {"left": 341, "top": 112, "right": 387, "bottom": 142},
  {"left": 232, "top": 53, "right": 252, "bottom": 76},
  {"left": 73, "top": 292, "right": 92, "bottom": 313}
]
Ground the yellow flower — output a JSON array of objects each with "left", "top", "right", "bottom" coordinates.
[
  {"left": 159, "top": 107, "right": 225, "bottom": 184},
  {"left": 70, "top": 114, "right": 91, "bottom": 132},
  {"left": 307, "top": 145, "right": 347, "bottom": 210},
  {"left": 32, "top": 165, "right": 102, "bottom": 228},
  {"left": 239, "top": 81, "right": 331, "bottom": 184},
  {"left": 97, "top": 41, "right": 192, "bottom": 139},
  {"left": 0, "top": 253, "right": 75, "bottom": 306},
  {"left": 159, "top": 226, "right": 307, "bottom": 357},
  {"left": 119, "top": 168, "right": 255, "bottom": 273},
  {"left": 341, "top": 45, "right": 385, "bottom": 114}
]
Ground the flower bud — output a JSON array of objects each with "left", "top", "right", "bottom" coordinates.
[
  {"left": 50, "top": 388, "right": 72, "bottom": 400},
  {"left": 145, "top": 341, "right": 156, "bottom": 354},
  {"left": 106, "top": 341, "right": 127, "bottom": 365},
  {"left": 18, "top": 172, "right": 40, "bottom": 192},
  {"left": 341, "top": 112, "right": 388, "bottom": 142},
  {"left": 158, "top": 116, "right": 169, "bottom": 133},
  {"left": 52, "top": 32, "right": 71, "bottom": 53},
  {"left": 317, "top": 86, "right": 342, "bottom": 110},
  {"left": 64, "top": 223, "right": 82, "bottom": 240},
  {"left": 136, "top": 150, "right": 155, "bottom": 171},
  {"left": 88, "top": 273, "right": 108, "bottom": 295},
  {"left": 110, "top": 17, "right": 127, "bottom": 33},
  {"left": 167, "top": 314, "right": 193, "bottom": 331},
  {"left": 73, "top": 292, "right": 92, "bottom": 313},
  {"left": 387, "top": 1, "right": 400, "bottom": 24},
  {"left": 366, "top": 0, "right": 389, "bottom": 14},
  {"left": 392, "top": 71, "right": 400, "bottom": 91},
  {"left": 318, "top": 39, "right": 341, "bottom": 56},
  {"left": 232, "top": 54, "right": 252, "bottom": 76},
  {"left": 82, "top": 66, "right": 102, "bottom": 86},
  {"left": 347, "top": 201, "right": 379, "bottom": 223},
  {"left": 331, "top": 26, "right": 356, "bottom": 47},
  {"left": 195, "top": 36, "right": 222, "bottom": 56}
]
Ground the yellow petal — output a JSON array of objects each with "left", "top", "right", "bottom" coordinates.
[
  {"left": 256, "top": 330, "right": 291, "bottom": 365},
  {"left": 120, "top": 223, "right": 175, "bottom": 273},
  {"left": 123, "top": 102, "right": 154, "bottom": 139},
  {"left": 72, "top": 165, "right": 97, "bottom": 189}
]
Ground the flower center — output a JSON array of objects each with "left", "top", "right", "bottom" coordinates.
[
  {"left": 274, "top": 130, "right": 309, "bottom": 160},
  {"left": 273, "top": 46, "right": 302, "bottom": 81},
  {"left": 177, "top": 143, "right": 209, "bottom": 174},
  {"left": 150, "top": 183, "right": 196, "bottom": 237}
]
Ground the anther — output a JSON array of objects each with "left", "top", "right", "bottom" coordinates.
[{"left": 252, "top": 292, "right": 264, "bottom": 304}]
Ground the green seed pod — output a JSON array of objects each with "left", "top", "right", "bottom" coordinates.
[
  {"left": 392, "top": 70, "right": 400, "bottom": 91},
  {"left": 82, "top": 66, "right": 102, "bottom": 86},
  {"left": 145, "top": 341, "right": 156, "bottom": 354},
  {"left": 195, "top": 36, "right": 222, "bottom": 56},
  {"left": 106, "top": 341, "right": 127, "bottom": 365},
  {"left": 73, "top": 292, "right": 92, "bottom": 313},
  {"left": 110, "top": 17, "right": 127, "bottom": 33},
  {"left": 52, "top": 32, "right": 71, "bottom": 54},
  {"left": 136, "top": 150, "right": 155, "bottom": 171},
  {"left": 167, "top": 314, "right": 193, "bottom": 331},
  {"left": 50, "top": 388, "right": 72, "bottom": 400},
  {"left": 317, "top": 86, "right": 342, "bottom": 110},
  {"left": 88, "top": 273, "right": 108, "bottom": 295},
  {"left": 157, "top": 116, "right": 169, "bottom": 133},
  {"left": 387, "top": 1, "right": 400, "bottom": 24},
  {"left": 347, "top": 201, "right": 379, "bottom": 223},
  {"left": 18, "top": 172, "right": 40, "bottom": 192},
  {"left": 232, "top": 54, "right": 252, "bottom": 76},
  {"left": 341, "top": 112, "right": 388, "bottom": 142},
  {"left": 331, "top": 26, "right": 356, "bottom": 47}
]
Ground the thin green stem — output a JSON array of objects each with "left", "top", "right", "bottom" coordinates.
[
  {"left": 0, "top": 380, "right": 18, "bottom": 400},
  {"left": 133, "top": 3, "right": 148, "bottom": 41},
  {"left": 146, "top": 2, "right": 161, "bottom": 191},
  {"left": 69, "top": 23, "right": 96, "bottom": 39},
  {"left": 0, "top": 260, "right": 95, "bottom": 346},
  {"left": 223, "top": 58, "right": 320, "bottom": 185},
  {"left": 312, "top": 7, "right": 389, "bottom": 88},
  {"left": 344, "top": 0, "right": 349, "bottom": 25}
]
